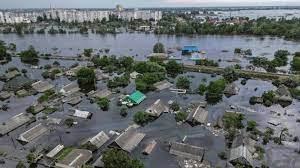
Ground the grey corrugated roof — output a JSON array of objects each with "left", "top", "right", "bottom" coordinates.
[
  {"left": 0, "top": 113, "right": 33, "bottom": 136},
  {"left": 88, "top": 131, "right": 110, "bottom": 148},
  {"left": 114, "top": 125, "right": 145, "bottom": 152},
  {"left": 18, "top": 123, "right": 48, "bottom": 143},
  {"left": 169, "top": 142, "right": 204, "bottom": 161},
  {"left": 187, "top": 105, "right": 208, "bottom": 124},
  {"left": 146, "top": 99, "right": 168, "bottom": 117},
  {"left": 224, "top": 83, "right": 239, "bottom": 95},
  {"left": 229, "top": 145, "right": 253, "bottom": 167},
  {"left": 56, "top": 149, "right": 92, "bottom": 168}
]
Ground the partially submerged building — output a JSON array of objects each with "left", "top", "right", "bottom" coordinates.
[
  {"left": 31, "top": 80, "right": 54, "bottom": 93},
  {"left": 72, "top": 109, "right": 92, "bottom": 119},
  {"left": 65, "top": 65, "right": 82, "bottom": 77},
  {"left": 4, "top": 70, "right": 20, "bottom": 81},
  {"left": 122, "top": 91, "right": 146, "bottom": 106},
  {"left": 182, "top": 46, "right": 199, "bottom": 55},
  {"left": 143, "top": 140, "right": 157, "bottom": 155},
  {"left": 148, "top": 53, "right": 168, "bottom": 60},
  {"left": 145, "top": 99, "right": 168, "bottom": 117},
  {"left": 0, "top": 91, "right": 12, "bottom": 100},
  {"left": 60, "top": 82, "right": 80, "bottom": 96},
  {"left": 111, "top": 125, "right": 145, "bottom": 153},
  {"left": 87, "top": 131, "right": 110, "bottom": 149},
  {"left": 0, "top": 113, "right": 34, "bottom": 136},
  {"left": 17, "top": 123, "right": 48, "bottom": 143},
  {"left": 276, "top": 85, "right": 293, "bottom": 106},
  {"left": 169, "top": 142, "right": 205, "bottom": 161},
  {"left": 153, "top": 80, "right": 173, "bottom": 91},
  {"left": 87, "top": 89, "right": 112, "bottom": 100},
  {"left": 224, "top": 83, "right": 240, "bottom": 96},
  {"left": 46, "top": 144, "right": 64, "bottom": 158},
  {"left": 187, "top": 105, "right": 209, "bottom": 126},
  {"left": 229, "top": 145, "right": 253, "bottom": 167},
  {"left": 55, "top": 149, "right": 92, "bottom": 168}
]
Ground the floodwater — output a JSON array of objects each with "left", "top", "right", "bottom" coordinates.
[
  {"left": 0, "top": 34, "right": 300, "bottom": 167},
  {"left": 1, "top": 33, "right": 300, "bottom": 69}
]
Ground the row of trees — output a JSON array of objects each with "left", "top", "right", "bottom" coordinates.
[{"left": 155, "top": 15, "right": 300, "bottom": 39}]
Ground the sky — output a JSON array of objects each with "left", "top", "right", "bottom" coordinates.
[{"left": 0, "top": 0, "right": 300, "bottom": 9}]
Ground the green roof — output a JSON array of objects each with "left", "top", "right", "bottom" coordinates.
[{"left": 128, "top": 91, "right": 146, "bottom": 104}]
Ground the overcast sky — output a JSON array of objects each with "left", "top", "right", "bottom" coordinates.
[{"left": 1, "top": 0, "right": 299, "bottom": 9}]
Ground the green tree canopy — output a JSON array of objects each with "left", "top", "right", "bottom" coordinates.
[
  {"left": 133, "top": 111, "right": 150, "bottom": 126},
  {"left": 176, "top": 76, "right": 190, "bottom": 89},
  {"left": 20, "top": 45, "right": 39, "bottom": 65},
  {"left": 153, "top": 42, "right": 165, "bottom": 53},
  {"left": 165, "top": 60, "right": 183, "bottom": 77},
  {"left": 102, "top": 149, "right": 144, "bottom": 168},
  {"left": 76, "top": 67, "right": 96, "bottom": 92}
]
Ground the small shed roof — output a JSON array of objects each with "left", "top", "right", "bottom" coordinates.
[
  {"left": 143, "top": 140, "right": 157, "bottom": 155},
  {"left": 113, "top": 125, "right": 145, "bottom": 152},
  {"left": 46, "top": 144, "right": 64, "bottom": 158},
  {"left": 224, "top": 83, "right": 239, "bottom": 96},
  {"left": 88, "top": 131, "right": 110, "bottom": 148},
  {"left": 55, "top": 149, "right": 92, "bottom": 168},
  {"left": 146, "top": 99, "right": 168, "bottom": 117},
  {"left": 127, "top": 91, "right": 146, "bottom": 105},
  {"left": 169, "top": 142, "right": 205, "bottom": 161},
  {"left": 18, "top": 123, "right": 48, "bottom": 143},
  {"left": 187, "top": 105, "right": 209, "bottom": 125},
  {"left": 182, "top": 46, "right": 199, "bottom": 52},
  {"left": 73, "top": 109, "right": 92, "bottom": 119}
]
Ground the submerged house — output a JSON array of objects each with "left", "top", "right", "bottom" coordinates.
[
  {"left": 60, "top": 82, "right": 80, "bottom": 96},
  {"left": 73, "top": 109, "right": 92, "bottom": 119},
  {"left": 110, "top": 125, "right": 145, "bottom": 153},
  {"left": 31, "top": 80, "right": 54, "bottom": 93},
  {"left": 86, "top": 131, "right": 110, "bottom": 149},
  {"left": 182, "top": 46, "right": 199, "bottom": 55},
  {"left": 187, "top": 105, "right": 209, "bottom": 126},
  {"left": 123, "top": 91, "right": 146, "bottom": 106},
  {"left": 229, "top": 145, "right": 253, "bottom": 167},
  {"left": 55, "top": 149, "right": 92, "bottom": 168},
  {"left": 145, "top": 99, "right": 168, "bottom": 117},
  {"left": 153, "top": 80, "right": 173, "bottom": 91},
  {"left": 169, "top": 142, "right": 205, "bottom": 161},
  {"left": 17, "top": 123, "right": 48, "bottom": 144},
  {"left": 276, "top": 85, "right": 293, "bottom": 106},
  {"left": 46, "top": 144, "right": 64, "bottom": 158},
  {"left": 224, "top": 83, "right": 240, "bottom": 96},
  {"left": 0, "top": 113, "right": 34, "bottom": 136}
]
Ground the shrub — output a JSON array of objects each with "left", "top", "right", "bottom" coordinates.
[
  {"left": 97, "top": 97, "right": 110, "bottom": 111},
  {"left": 133, "top": 111, "right": 150, "bottom": 126},
  {"left": 175, "top": 112, "right": 187, "bottom": 122}
]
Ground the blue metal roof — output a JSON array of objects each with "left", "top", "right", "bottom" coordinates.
[{"left": 182, "top": 46, "right": 199, "bottom": 52}]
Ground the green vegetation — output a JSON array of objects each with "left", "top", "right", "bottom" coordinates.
[
  {"left": 56, "top": 147, "right": 74, "bottom": 160},
  {"left": 170, "top": 102, "right": 180, "bottom": 112},
  {"left": 20, "top": 45, "right": 39, "bottom": 65},
  {"left": 262, "top": 90, "right": 276, "bottom": 107},
  {"left": 246, "top": 120, "right": 258, "bottom": 132},
  {"left": 223, "top": 67, "right": 239, "bottom": 83},
  {"left": 198, "top": 84, "right": 206, "bottom": 95},
  {"left": 83, "top": 48, "right": 93, "bottom": 57},
  {"left": 0, "top": 41, "right": 11, "bottom": 62},
  {"left": 155, "top": 15, "right": 300, "bottom": 40},
  {"left": 76, "top": 67, "right": 96, "bottom": 92},
  {"left": 42, "top": 68, "right": 62, "bottom": 80},
  {"left": 133, "top": 111, "right": 151, "bottom": 126},
  {"left": 195, "top": 59, "right": 219, "bottom": 67},
  {"left": 92, "top": 56, "right": 134, "bottom": 73},
  {"left": 165, "top": 60, "right": 183, "bottom": 77},
  {"left": 26, "top": 153, "right": 37, "bottom": 163},
  {"left": 176, "top": 76, "right": 190, "bottom": 89},
  {"left": 102, "top": 148, "right": 144, "bottom": 168},
  {"left": 80, "top": 143, "right": 98, "bottom": 151},
  {"left": 107, "top": 74, "right": 130, "bottom": 89},
  {"left": 251, "top": 50, "right": 289, "bottom": 72},
  {"left": 290, "top": 88, "right": 300, "bottom": 100},
  {"left": 291, "top": 56, "right": 300, "bottom": 71},
  {"left": 153, "top": 42, "right": 165, "bottom": 53},
  {"left": 175, "top": 112, "right": 187, "bottom": 122},
  {"left": 120, "top": 107, "right": 128, "bottom": 117},
  {"left": 43, "top": 107, "right": 57, "bottom": 114},
  {"left": 134, "top": 61, "right": 166, "bottom": 92},
  {"left": 205, "top": 79, "right": 226, "bottom": 104},
  {"left": 64, "top": 118, "right": 75, "bottom": 128},
  {"left": 37, "top": 90, "right": 56, "bottom": 103},
  {"left": 262, "top": 127, "right": 274, "bottom": 145},
  {"left": 16, "top": 161, "right": 26, "bottom": 168},
  {"left": 222, "top": 112, "right": 245, "bottom": 146},
  {"left": 97, "top": 97, "right": 110, "bottom": 111}
]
